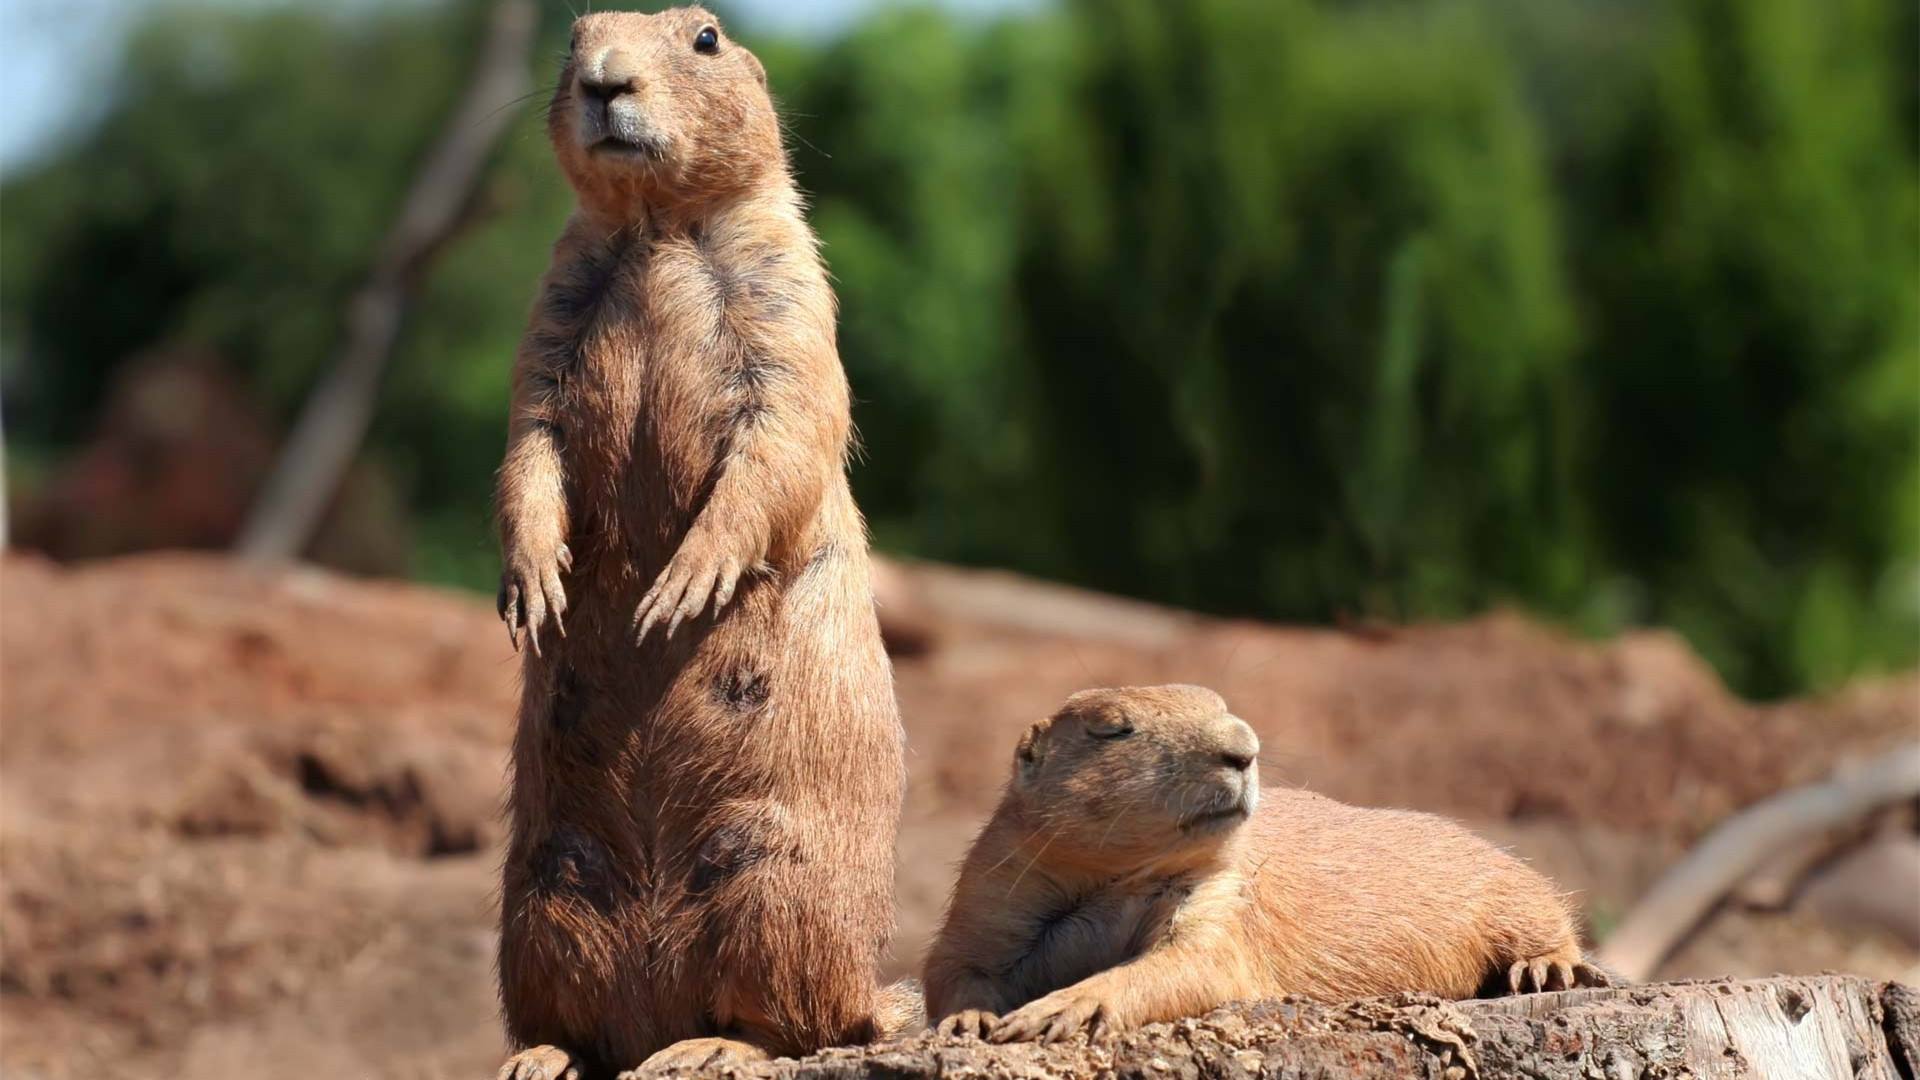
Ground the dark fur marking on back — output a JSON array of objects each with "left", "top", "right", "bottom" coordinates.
[
  {"left": 695, "top": 229, "right": 791, "bottom": 309},
  {"left": 550, "top": 663, "right": 586, "bottom": 733},
  {"left": 545, "top": 229, "right": 639, "bottom": 323},
  {"left": 695, "top": 239, "right": 787, "bottom": 437},
  {"left": 804, "top": 541, "right": 841, "bottom": 571},
  {"left": 1022, "top": 893, "right": 1099, "bottom": 965},
  {"left": 724, "top": 342, "right": 776, "bottom": 432},
  {"left": 533, "top": 228, "right": 643, "bottom": 377},
  {"left": 711, "top": 667, "right": 771, "bottom": 714},
  {"left": 697, "top": 340, "right": 778, "bottom": 451},
  {"left": 697, "top": 233, "right": 744, "bottom": 310},
  {"left": 530, "top": 825, "right": 616, "bottom": 912},
  {"left": 690, "top": 823, "right": 772, "bottom": 893},
  {"left": 530, "top": 416, "right": 567, "bottom": 447},
  {"left": 738, "top": 254, "right": 796, "bottom": 320},
  {"left": 522, "top": 357, "right": 564, "bottom": 401},
  {"left": 522, "top": 359, "right": 560, "bottom": 388}
]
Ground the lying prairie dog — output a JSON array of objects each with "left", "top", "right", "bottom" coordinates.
[{"left": 922, "top": 685, "right": 1607, "bottom": 1042}]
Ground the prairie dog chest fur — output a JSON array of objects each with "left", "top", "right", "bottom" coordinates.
[
  {"left": 995, "top": 871, "right": 1204, "bottom": 1005},
  {"left": 520, "top": 203, "right": 838, "bottom": 576}
]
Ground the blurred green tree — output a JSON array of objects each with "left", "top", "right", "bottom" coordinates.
[
  {"left": 996, "top": 0, "right": 1584, "bottom": 622},
  {"left": 1563, "top": 0, "right": 1919, "bottom": 693},
  {"left": 1, "top": 3, "right": 488, "bottom": 440}
]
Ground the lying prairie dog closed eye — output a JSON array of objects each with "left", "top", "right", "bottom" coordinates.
[{"left": 921, "top": 684, "right": 1608, "bottom": 1044}]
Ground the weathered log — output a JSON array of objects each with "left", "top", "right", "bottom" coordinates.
[{"left": 628, "top": 976, "right": 1916, "bottom": 1080}]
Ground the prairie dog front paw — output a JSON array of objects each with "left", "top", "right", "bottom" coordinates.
[
  {"left": 631, "top": 522, "right": 753, "bottom": 642},
  {"left": 990, "top": 985, "right": 1120, "bottom": 1044},
  {"left": 935, "top": 1009, "right": 999, "bottom": 1039},
  {"left": 500, "top": 531, "right": 571, "bottom": 655}
]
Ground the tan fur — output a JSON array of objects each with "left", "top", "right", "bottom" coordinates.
[
  {"left": 491, "top": 9, "right": 905, "bottom": 1078},
  {"left": 922, "top": 685, "right": 1606, "bottom": 1044}
]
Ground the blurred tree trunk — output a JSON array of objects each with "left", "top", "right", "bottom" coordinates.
[
  {"left": 237, "top": 0, "right": 536, "bottom": 561},
  {"left": 0, "top": 378, "right": 9, "bottom": 548}
]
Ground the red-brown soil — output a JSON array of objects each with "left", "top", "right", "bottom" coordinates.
[{"left": 3, "top": 552, "right": 1914, "bottom": 1079}]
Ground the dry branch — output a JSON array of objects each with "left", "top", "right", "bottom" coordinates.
[
  {"left": 236, "top": 0, "right": 537, "bottom": 560},
  {"left": 0, "top": 377, "right": 9, "bottom": 548},
  {"left": 1596, "top": 743, "right": 1920, "bottom": 982}
]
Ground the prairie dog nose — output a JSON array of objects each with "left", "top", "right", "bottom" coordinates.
[
  {"left": 580, "top": 47, "right": 643, "bottom": 98},
  {"left": 1218, "top": 717, "right": 1259, "bottom": 772}
]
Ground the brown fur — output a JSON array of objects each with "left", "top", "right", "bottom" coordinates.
[
  {"left": 922, "top": 685, "right": 1606, "bottom": 1044},
  {"left": 491, "top": 9, "right": 904, "bottom": 1078}
]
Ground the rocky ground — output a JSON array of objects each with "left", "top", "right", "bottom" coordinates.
[{"left": 2, "top": 552, "right": 1915, "bottom": 1079}]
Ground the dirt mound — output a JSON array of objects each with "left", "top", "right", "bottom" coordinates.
[
  {"left": 8, "top": 351, "right": 410, "bottom": 574},
  {"left": 2, "top": 552, "right": 1913, "bottom": 1079}
]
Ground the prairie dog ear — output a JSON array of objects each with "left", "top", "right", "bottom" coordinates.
[
  {"left": 1014, "top": 717, "right": 1053, "bottom": 780},
  {"left": 742, "top": 48, "right": 767, "bottom": 89}
]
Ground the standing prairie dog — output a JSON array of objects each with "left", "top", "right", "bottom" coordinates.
[
  {"left": 923, "top": 685, "right": 1607, "bottom": 1043},
  {"left": 492, "top": 8, "right": 907, "bottom": 1078}
]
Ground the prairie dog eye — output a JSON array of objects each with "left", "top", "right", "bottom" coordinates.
[
  {"left": 1087, "top": 718, "right": 1136, "bottom": 741},
  {"left": 693, "top": 25, "right": 719, "bottom": 54}
]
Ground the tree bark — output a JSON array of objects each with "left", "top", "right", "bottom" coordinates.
[
  {"left": 235, "top": 0, "right": 536, "bottom": 561},
  {"left": 641, "top": 976, "right": 1916, "bottom": 1080}
]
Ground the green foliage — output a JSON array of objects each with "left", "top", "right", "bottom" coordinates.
[
  {"left": 1563, "top": 0, "right": 1920, "bottom": 693},
  {"left": 997, "top": 0, "right": 1583, "bottom": 619},
  {"left": 2, "top": 0, "right": 1912, "bottom": 697},
  {"left": 773, "top": 8, "right": 1040, "bottom": 559},
  {"left": 1, "top": 3, "right": 489, "bottom": 439}
]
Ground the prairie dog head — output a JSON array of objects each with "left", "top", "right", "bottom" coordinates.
[
  {"left": 1009, "top": 685, "right": 1259, "bottom": 871},
  {"left": 548, "top": 7, "right": 783, "bottom": 211}
]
